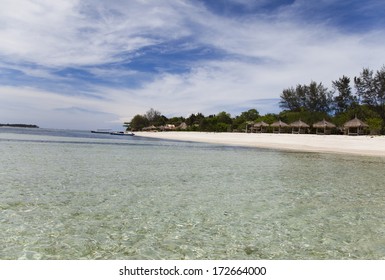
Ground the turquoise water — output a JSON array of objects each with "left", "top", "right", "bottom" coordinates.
[{"left": 1, "top": 128, "right": 385, "bottom": 259}]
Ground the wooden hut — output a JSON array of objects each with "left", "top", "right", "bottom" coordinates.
[
  {"left": 313, "top": 119, "right": 336, "bottom": 135},
  {"left": 245, "top": 121, "right": 254, "bottom": 133},
  {"left": 289, "top": 120, "right": 309, "bottom": 134},
  {"left": 252, "top": 121, "right": 269, "bottom": 133},
  {"left": 271, "top": 120, "right": 289, "bottom": 133},
  {"left": 178, "top": 122, "right": 188, "bottom": 130},
  {"left": 343, "top": 117, "right": 368, "bottom": 135},
  {"left": 142, "top": 125, "right": 158, "bottom": 131}
]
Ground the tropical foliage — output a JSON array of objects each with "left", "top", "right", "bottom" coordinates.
[{"left": 126, "top": 65, "right": 385, "bottom": 134}]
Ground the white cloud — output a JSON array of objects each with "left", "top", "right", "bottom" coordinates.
[
  {"left": 0, "top": 0, "right": 194, "bottom": 66},
  {"left": 1, "top": 0, "right": 385, "bottom": 128}
]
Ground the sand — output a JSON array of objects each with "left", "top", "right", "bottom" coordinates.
[{"left": 135, "top": 131, "right": 385, "bottom": 157}]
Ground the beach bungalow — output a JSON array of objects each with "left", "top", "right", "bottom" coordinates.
[
  {"left": 289, "top": 120, "right": 309, "bottom": 134},
  {"left": 245, "top": 121, "right": 255, "bottom": 133},
  {"left": 271, "top": 120, "right": 289, "bottom": 133},
  {"left": 252, "top": 121, "right": 269, "bottom": 133},
  {"left": 178, "top": 122, "right": 188, "bottom": 130},
  {"left": 313, "top": 119, "right": 336, "bottom": 135},
  {"left": 343, "top": 117, "right": 368, "bottom": 135},
  {"left": 162, "top": 124, "right": 176, "bottom": 131},
  {"left": 142, "top": 125, "right": 158, "bottom": 131}
]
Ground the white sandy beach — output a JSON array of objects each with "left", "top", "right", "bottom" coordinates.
[{"left": 135, "top": 131, "right": 385, "bottom": 157}]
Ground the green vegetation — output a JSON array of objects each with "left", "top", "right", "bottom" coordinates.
[
  {"left": 126, "top": 65, "right": 385, "bottom": 135},
  {"left": 0, "top": 123, "right": 39, "bottom": 128}
]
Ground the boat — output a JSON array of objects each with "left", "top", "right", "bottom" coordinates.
[
  {"left": 110, "top": 131, "right": 135, "bottom": 136},
  {"left": 91, "top": 129, "right": 112, "bottom": 134}
]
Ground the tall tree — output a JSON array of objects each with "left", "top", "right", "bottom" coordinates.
[
  {"left": 279, "top": 87, "right": 300, "bottom": 111},
  {"left": 239, "top": 109, "right": 260, "bottom": 121},
  {"left": 374, "top": 67, "right": 385, "bottom": 121},
  {"left": 354, "top": 68, "right": 376, "bottom": 106},
  {"left": 355, "top": 66, "right": 385, "bottom": 125},
  {"left": 305, "top": 81, "right": 331, "bottom": 112},
  {"left": 280, "top": 81, "right": 332, "bottom": 113},
  {"left": 216, "top": 111, "right": 232, "bottom": 124},
  {"left": 186, "top": 113, "right": 205, "bottom": 126},
  {"left": 130, "top": 114, "right": 149, "bottom": 130},
  {"left": 145, "top": 108, "right": 165, "bottom": 126},
  {"left": 332, "top": 75, "right": 357, "bottom": 114}
]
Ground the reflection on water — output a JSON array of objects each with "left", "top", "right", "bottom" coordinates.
[{"left": 1, "top": 129, "right": 385, "bottom": 259}]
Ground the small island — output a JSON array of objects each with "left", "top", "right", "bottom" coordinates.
[{"left": 0, "top": 123, "right": 39, "bottom": 128}]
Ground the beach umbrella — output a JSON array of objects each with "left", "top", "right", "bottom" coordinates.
[{"left": 313, "top": 119, "right": 336, "bottom": 134}]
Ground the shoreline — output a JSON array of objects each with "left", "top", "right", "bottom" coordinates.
[{"left": 135, "top": 131, "right": 385, "bottom": 157}]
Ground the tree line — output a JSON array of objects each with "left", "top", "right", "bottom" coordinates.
[
  {"left": 128, "top": 107, "right": 262, "bottom": 132},
  {"left": 0, "top": 123, "right": 39, "bottom": 128},
  {"left": 127, "top": 65, "right": 385, "bottom": 134},
  {"left": 279, "top": 65, "right": 385, "bottom": 133}
]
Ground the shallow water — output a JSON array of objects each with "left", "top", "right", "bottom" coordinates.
[{"left": 1, "top": 128, "right": 385, "bottom": 259}]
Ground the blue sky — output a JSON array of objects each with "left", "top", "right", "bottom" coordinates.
[{"left": 1, "top": 0, "right": 385, "bottom": 129}]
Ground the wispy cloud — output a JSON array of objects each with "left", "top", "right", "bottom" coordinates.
[{"left": 1, "top": 0, "right": 385, "bottom": 129}]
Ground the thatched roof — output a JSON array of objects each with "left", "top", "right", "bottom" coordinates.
[
  {"left": 271, "top": 120, "right": 288, "bottom": 127},
  {"left": 143, "top": 125, "right": 157, "bottom": 131},
  {"left": 178, "top": 122, "right": 188, "bottom": 130},
  {"left": 343, "top": 117, "right": 368, "bottom": 128},
  {"left": 289, "top": 120, "right": 309, "bottom": 128},
  {"left": 253, "top": 121, "right": 269, "bottom": 127},
  {"left": 313, "top": 119, "right": 336, "bottom": 128}
]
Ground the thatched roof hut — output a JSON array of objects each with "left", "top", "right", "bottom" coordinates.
[
  {"left": 289, "top": 120, "right": 309, "bottom": 134},
  {"left": 244, "top": 121, "right": 254, "bottom": 133},
  {"left": 252, "top": 121, "right": 269, "bottom": 133},
  {"left": 271, "top": 120, "right": 288, "bottom": 133},
  {"left": 343, "top": 117, "right": 368, "bottom": 135},
  {"left": 142, "top": 125, "right": 158, "bottom": 131},
  {"left": 254, "top": 121, "right": 269, "bottom": 127},
  {"left": 178, "top": 122, "right": 188, "bottom": 130},
  {"left": 313, "top": 119, "right": 336, "bottom": 135}
]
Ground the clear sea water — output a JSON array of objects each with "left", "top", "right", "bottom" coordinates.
[{"left": 1, "top": 127, "right": 385, "bottom": 260}]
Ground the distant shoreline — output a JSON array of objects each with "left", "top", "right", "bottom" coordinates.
[
  {"left": 0, "top": 124, "right": 39, "bottom": 128},
  {"left": 135, "top": 131, "right": 385, "bottom": 157}
]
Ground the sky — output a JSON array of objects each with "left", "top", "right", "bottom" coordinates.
[{"left": 1, "top": 0, "right": 385, "bottom": 129}]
